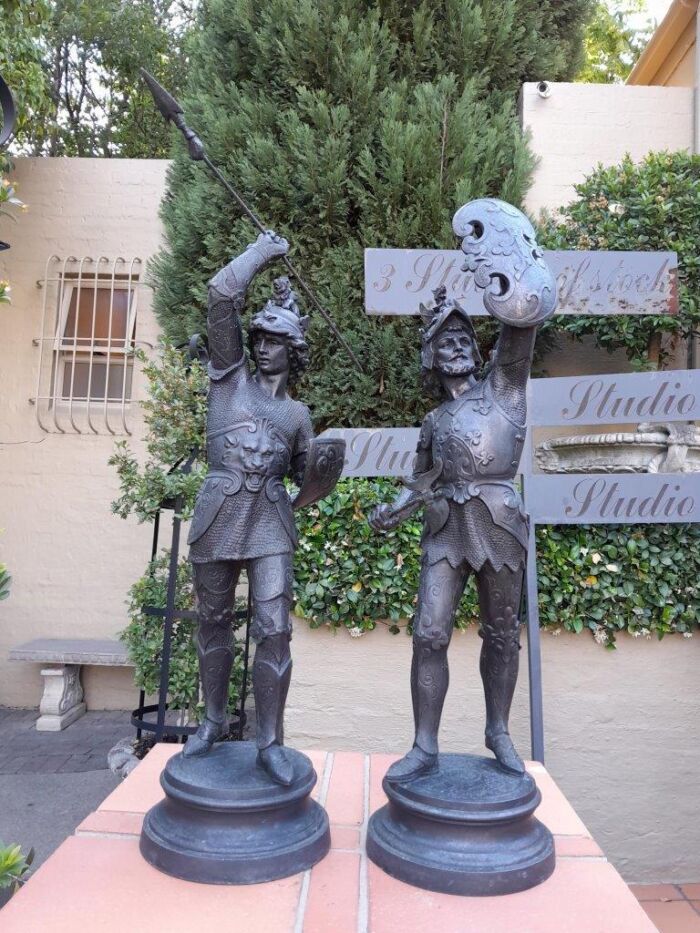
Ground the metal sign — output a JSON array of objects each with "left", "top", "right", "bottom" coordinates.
[
  {"left": 528, "top": 369, "right": 700, "bottom": 427},
  {"left": 526, "top": 474, "right": 700, "bottom": 525},
  {"left": 365, "top": 248, "right": 678, "bottom": 317},
  {"left": 322, "top": 427, "right": 419, "bottom": 478}
]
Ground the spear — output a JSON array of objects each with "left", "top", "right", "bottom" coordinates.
[{"left": 140, "top": 69, "right": 363, "bottom": 372}]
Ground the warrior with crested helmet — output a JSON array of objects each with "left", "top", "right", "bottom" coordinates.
[
  {"left": 369, "top": 199, "right": 557, "bottom": 782},
  {"left": 185, "top": 230, "right": 344, "bottom": 785}
]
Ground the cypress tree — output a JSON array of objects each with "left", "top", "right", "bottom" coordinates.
[{"left": 152, "top": 0, "right": 591, "bottom": 428}]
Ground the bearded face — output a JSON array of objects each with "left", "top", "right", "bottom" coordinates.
[{"left": 433, "top": 325, "right": 478, "bottom": 377}]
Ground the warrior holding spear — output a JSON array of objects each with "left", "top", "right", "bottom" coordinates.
[{"left": 142, "top": 72, "right": 346, "bottom": 785}]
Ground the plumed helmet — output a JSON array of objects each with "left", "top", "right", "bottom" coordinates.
[
  {"left": 249, "top": 276, "right": 309, "bottom": 351},
  {"left": 419, "top": 285, "right": 483, "bottom": 371}
]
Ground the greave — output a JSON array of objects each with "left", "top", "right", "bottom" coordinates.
[
  {"left": 198, "top": 645, "right": 234, "bottom": 728},
  {"left": 410, "top": 638, "right": 449, "bottom": 756},
  {"left": 479, "top": 626, "right": 520, "bottom": 739},
  {"left": 253, "top": 634, "right": 292, "bottom": 750}
]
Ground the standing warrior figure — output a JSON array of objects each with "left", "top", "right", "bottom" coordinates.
[
  {"left": 369, "top": 199, "right": 556, "bottom": 782},
  {"left": 184, "top": 230, "right": 343, "bottom": 784}
]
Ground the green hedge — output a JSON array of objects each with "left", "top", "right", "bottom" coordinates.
[
  {"left": 122, "top": 478, "right": 698, "bottom": 715},
  {"left": 293, "top": 479, "right": 699, "bottom": 648}
]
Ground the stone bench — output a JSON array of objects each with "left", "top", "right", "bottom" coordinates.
[{"left": 8, "top": 638, "right": 134, "bottom": 732}]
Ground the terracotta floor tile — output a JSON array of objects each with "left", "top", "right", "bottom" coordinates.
[
  {"left": 368, "top": 753, "right": 400, "bottom": 815},
  {"left": 528, "top": 763, "right": 591, "bottom": 838},
  {"left": 642, "top": 900, "right": 700, "bottom": 933},
  {"left": 75, "top": 809, "right": 143, "bottom": 837},
  {"left": 97, "top": 742, "right": 178, "bottom": 814},
  {"left": 301, "top": 749, "right": 329, "bottom": 802},
  {"left": 303, "top": 849, "right": 360, "bottom": 933},
  {"left": 681, "top": 884, "right": 700, "bottom": 900},
  {"left": 1, "top": 835, "right": 303, "bottom": 933},
  {"left": 330, "top": 825, "right": 361, "bottom": 850},
  {"left": 325, "top": 751, "right": 365, "bottom": 826},
  {"left": 554, "top": 835, "right": 604, "bottom": 859},
  {"left": 630, "top": 884, "right": 684, "bottom": 902},
  {"left": 369, "top": 857, "right": 655, "bottom": 933}
]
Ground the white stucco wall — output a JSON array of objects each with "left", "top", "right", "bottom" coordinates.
[
  {"left": 521, "top": 82, "right": 694, "bottom": 216},
  {"left": 0, "top": 157, "right": 169, "bottom": 707}
]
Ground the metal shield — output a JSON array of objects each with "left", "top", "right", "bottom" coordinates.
[{"left": 292, "top": 437, "right": 346, "bottom": 511}]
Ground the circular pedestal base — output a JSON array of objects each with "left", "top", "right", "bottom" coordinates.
[
  {"left": 367, "top": 753, "right": 554, "bottom": 896},
  {"left": 140, "top": 741, "right": 330, "bottom": 885}
]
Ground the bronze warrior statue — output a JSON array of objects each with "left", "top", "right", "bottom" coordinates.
[
  {"left": 184, "top": 230, "right": 343, "bottom": 784},
  {"left": 369, "top": 199, "right": 557, "bottom": 783}
]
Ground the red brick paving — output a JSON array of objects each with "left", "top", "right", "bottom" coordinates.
[{"left": 631, "top": 883, "right": 700, "bottom": 932}]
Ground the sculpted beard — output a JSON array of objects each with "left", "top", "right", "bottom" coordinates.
[{"left": 438, "top": 355, "right": 477, "bottom": 376}]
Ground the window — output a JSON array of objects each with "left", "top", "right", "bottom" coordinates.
[
  {"left": 33, "top": 257, "right": 143, "bottom": 434},
  {"left": 56, "top": 279, "right": 136, "bottom": 402}
]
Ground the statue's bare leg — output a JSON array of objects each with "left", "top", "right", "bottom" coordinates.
[
  {"left": 184, "top": 561, "right": 239, "bottom": 758},
  {"left": 475, "top": 561, "right": 525, "bottom": 775},
  {"left": 386, "top": 558, "right": 468, "bottom": 783}
]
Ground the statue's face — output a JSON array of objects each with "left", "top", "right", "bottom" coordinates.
[
  {"left": 254, "top": 331, "right": 290, "bottom": 376},
  {"left": 433, "top": 326, "right": 477, "bottom": 377}
]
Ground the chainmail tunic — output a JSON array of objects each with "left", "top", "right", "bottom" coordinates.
[
  {"left": 189, "top": 357, "right": 313, "bottom": 563},
  {"left": 423, "top": 498, "right": 525, "bottom": 572}
]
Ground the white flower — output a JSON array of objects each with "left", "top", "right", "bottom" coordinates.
[
  {"left": 593, "top": 628, "right": 608, "bottom": 646},
  {"left": 608, "top": 202, "right": 626, "bottom": 216},
  {"left": 591, "top": 552, "right": 602, "bottom": 564},
  {"left": 683, "top": 632, "right": 693, "bottom": 639},
  {"left": 348, "top": 626, "right": 364, "bottom": 638},
  {"left": 605, "top": 563, "right": 619, "bottom": 573},
  {"left": 632, "top": 630, "right": 641, "bottom": 638}
]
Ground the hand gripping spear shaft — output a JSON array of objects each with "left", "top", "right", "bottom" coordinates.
[{"left": 140, "top": 69, "right": 362, "bottom": 372}]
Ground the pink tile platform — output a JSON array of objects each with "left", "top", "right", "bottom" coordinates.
[{"left": 1, "top": 745, "right": 656, "bottom": 933}]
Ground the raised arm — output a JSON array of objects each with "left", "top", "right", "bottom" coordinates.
[
  {"left": 487, "top": 324, "right": 537, "bottom": 424},
  {"left": 207, "top": 231, "right": 289, "bottom": 375}
]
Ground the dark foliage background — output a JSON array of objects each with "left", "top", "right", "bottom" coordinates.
[{"left": 151, "top": 0, "right": 592, "bottom": 430}]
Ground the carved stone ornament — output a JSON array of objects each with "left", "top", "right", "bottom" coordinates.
[
  {"left": 36, "top": 664, "right": 86, "bottom": 732},
  {"left": 536, "top": 422, "right": 700, "bottom": 474}
]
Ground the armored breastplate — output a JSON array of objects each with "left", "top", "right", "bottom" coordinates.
[
  {"left": 432, "top": 379, "right": 525, "bottom": 485},
  {"left": 207, "top": 418, "right": 291, "bottom": 493}
]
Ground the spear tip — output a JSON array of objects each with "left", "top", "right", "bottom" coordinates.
[{"left": 140, "top": 68, "right": 184, "bottom": 122}]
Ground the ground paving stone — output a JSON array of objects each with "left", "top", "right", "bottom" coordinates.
[
  {"left": 0, "top": 708, "right": 131, "bottom": 774},
  {"left": 0, "top": 708, "right": 125, "bottom": 873}
]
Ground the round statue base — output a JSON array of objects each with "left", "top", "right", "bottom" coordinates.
[
  {"left": 140, "top": 741, "right": 330, "bottom": 885},
  {"left": 367, "top": 753, "right": 555, "bottom": 896}
]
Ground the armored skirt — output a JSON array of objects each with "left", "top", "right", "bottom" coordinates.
[{"left": 423, "top": 494, "right": 526, "bottom": 573}]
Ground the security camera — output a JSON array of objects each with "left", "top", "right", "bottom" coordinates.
[{"left": 537, "top": 81, "right": 551, "bottom": 99}]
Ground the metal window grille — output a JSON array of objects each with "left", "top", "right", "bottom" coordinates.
[{"left": 32, "top": 256, "right": 146, "bottom": 435}]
